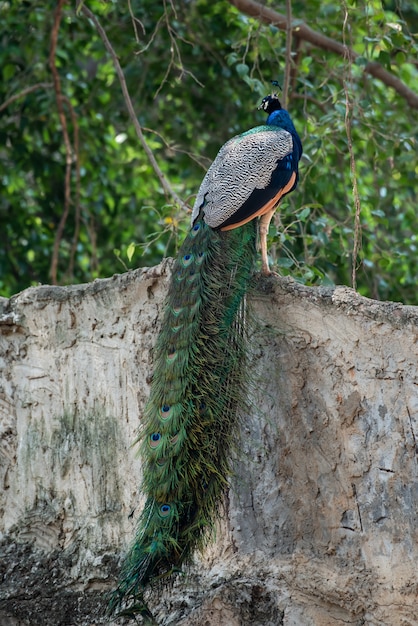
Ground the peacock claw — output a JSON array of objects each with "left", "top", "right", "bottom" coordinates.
[{"left": 261, "top": 268, "right": 280, "bottom": 277}]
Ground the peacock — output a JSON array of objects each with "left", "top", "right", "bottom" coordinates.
[{"left": 108, "top": 91, "right": 302, "bottom": 622}]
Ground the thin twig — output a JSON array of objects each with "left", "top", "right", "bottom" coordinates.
[
  {"left": 290, "top": 37, "right": 302, "bottom": 93},
  {"left": 154, "top": 0, "right": 203, "bottom": 98},
  {"left": 49, "top": 0, "right": 73, "bottom": 285},
  {"left": 227, "top": 0, "right": 418, "bottom": 109},
  {"left": 134, "top": 13, "right": 164, "bottom": 56},
  {"left": 342, "top": 5, "right": 362, "bottom": 290},
  {"left": 132, "top": 2, "right": 203, "bottom": 97},
  {"left": 0, "top": 82, "right": 53, "bottom": 113},
  {"left": 77, "top": 1, "right": 186, "bottom": 210},
  {"left": 61, "top": 94, "right": 81, "bottom": 281},
  {"left": 291, "top": 92, "right": 327, "bottom": 112},
  {"left": 241, "top": 22, "right": 253, "bottom": 67},
  {"left": 282, "top": 0, "right": 292, "bottom": 108},
  {"left": 142, "top": 126, "right": 211, "bottom": 169},
  {"left": 128, "top": 0, "right": 145, "bottom": 43},
  {"left": 345, "top": 93, "right": 362, "bottom": 291}
]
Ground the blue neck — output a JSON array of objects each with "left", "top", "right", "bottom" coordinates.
[
  {"left": 267, "top": 109, "right": 296, "bottom": 133},
  {"left": 267, "top": 109, "right": 302, "bottom": 158}
]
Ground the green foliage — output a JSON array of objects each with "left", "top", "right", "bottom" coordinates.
[{"left": 1, "top": 0, "right": 417, "bottom": 302}]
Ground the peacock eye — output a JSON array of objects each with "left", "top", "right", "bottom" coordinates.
[
  {"left": 192, "top": 223, "right": 200, "bottom": 232},
  {"left": 167, "top": 348, "right": 177, "bottom": 363},
  {"left": 159, "top": 504, "right": 171, "bottom": 517},
  {"left": 160, "top": 404, "right": 172, "bottom": 420},
  {"left": 182, "top": 253, "right": 194, "bottom": 267},
  {"left": 149, "top": 433, "right": 162, "bottom": 448}
]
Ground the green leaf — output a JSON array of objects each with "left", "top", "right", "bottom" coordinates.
[
  {"left": 235, "top": 63, "right": 249, "bottom": 77},
  {"left": 378, "top": 50, "right": 391, "bottom": 69},
  {"left": 126, "top": 242, "right": 136, "bottom": 262},
  {"left": 297, "top": 207, "right": 311, "bottom": 221},
  {"left": 355, "top": 56, "right": 368, "bottom": 67},
  {"left": 3, "top": 64, "right": 15, "bottom": 80}
]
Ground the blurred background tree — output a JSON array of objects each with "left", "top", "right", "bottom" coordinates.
[{"left": 1, "top": 0, "right": 417, "bottom": 302}]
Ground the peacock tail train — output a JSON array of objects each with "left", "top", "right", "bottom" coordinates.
[
  {"left": 108, "top": 217, "right": 257, "bottom": 620},
  {"left": 108, "top": 91, "right": 302, "bottom": 622}
]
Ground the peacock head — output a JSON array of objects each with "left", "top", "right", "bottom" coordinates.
[{"left": 258, "top": 92, "right": 282, "bottom": 114}]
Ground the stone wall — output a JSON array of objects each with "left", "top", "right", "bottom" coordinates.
[{"left": 1, "top": 264, "right": 417, "bottom": 625}]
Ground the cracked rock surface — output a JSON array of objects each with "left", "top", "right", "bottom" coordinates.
[{"left": 1, "top": 265, "right": 417, "bottom": 625}]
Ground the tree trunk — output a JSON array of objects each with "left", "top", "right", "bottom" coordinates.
[{"left": 0, "top": 263, "right": 417, "bottom": 625}]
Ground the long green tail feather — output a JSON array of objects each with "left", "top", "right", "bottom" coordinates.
[{"left": 108, "top": 215, "right": 257, "bottom": 621}]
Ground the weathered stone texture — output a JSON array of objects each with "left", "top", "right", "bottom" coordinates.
[{"left": 0, "top": 264, "right": 417, "bottom": 625}]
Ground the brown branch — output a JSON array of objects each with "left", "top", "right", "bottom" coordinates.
[
  {"left": 61, "top": 95, "right": 81, "bottom": 282},
  {"left": 150, "top": 0, "right": 204, "bottom": 100},
  {"left": 291, "top": 37, "right": 302, "bottom": 94},
  {"left": 128, "top": 0, "right": 145, "bottom": 43},
  {"left": 342, "top": 6, "right": 362, "bottom": 290},
  {"left": 77, "top": 1, "right": 187, "bottom": 210},
  {"left": 142, "top": 126, "right": 211, "bottom": 169},
  {"left": 0, "top": 82, "right": 53, "bottom": 113},
  {"left": 227, "top": 0, "right": 418, "bottom": 110},
  {"left": 282, "top": 0, "right": 293, "bottom": 108},
  {"left": 49, "top": 0, "right": 73, "bottom": 285},
  {"left": 292, "top": 92, "right": 327, "bottom": 113}
]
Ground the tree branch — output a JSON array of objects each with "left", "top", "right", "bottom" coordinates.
[
  {"left": 227, "top": 0, "right": 418, "bottom": 110},
  {"left": 77, "top": 1, "right": 187, "bottom": 210},
  {"left": 342, "top": 5, "right": 362, "bottom": 291},
  {"left": 61, "top": 94, "right": 81, "bottom": 283},
  {"left": 49, "top": 0, "right": 73, "bottom": 285},
  {"left": 0, "top": 82, "right": 53, "bottom": 113},
  {"left": 281, "top": 0, "right": 293, "bottom": 108}
]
